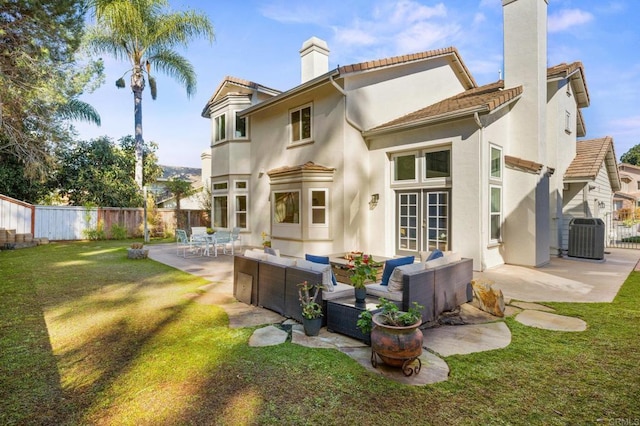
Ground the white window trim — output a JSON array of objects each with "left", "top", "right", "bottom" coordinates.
[
  {"left": 212, "top": 181, "right": 228, "bottom": 192},
  {"left": 272, "top": 190, "right": 301, "bottom": 225},
  {"left": 234, "top": 193, "right": 248, "bottom": 230},
  {"left": 214, "top": 113, "right": 227, "bottom": 143},
  {"left": 234, "top": 111, "right": 248, "bottom": 140},
  {"left": 289, "top": 103, "right": 313, "bottom": 146},
  {"left": 212, "top": 194, "right": 228, "bottom": 229},
  {"left": 489, "top": 184, "right": 502, "bottom": 244},
  {"left": 490, "top": 144, "right": 503, "bottom": 181},
  {"left": 309, "top": 188, "right": 329, "bottom": 227},
  {"left": 391, "top": 151, "right": 419, "bottom": 184},
  {"left": 422, "top": 147, "right": 451, "bottom": 185},
  {"left": 234, "top": 179, "right": 248, "bottom": 191}
]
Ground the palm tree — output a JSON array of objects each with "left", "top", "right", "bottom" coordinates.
[{"left": 85, "top": 0, "right": 214, "bottom": 188}]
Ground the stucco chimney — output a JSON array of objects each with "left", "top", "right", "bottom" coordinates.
[{"left": 300, "top": 37, "right": 329, "bottom": 83}]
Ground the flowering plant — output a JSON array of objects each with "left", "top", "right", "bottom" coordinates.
[
  {"left": 297, "top": 281, "right": 323, "bottom": 319},
  {"left": 261, "top": 231, "right": 271, "bottom": 247},
  {"left": 348, "top": 254, "right": 380, "bottom": 289}
]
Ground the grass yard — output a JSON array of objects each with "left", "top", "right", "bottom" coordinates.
[{"left": 1, "top": 241, "right": 639, "bottom": 425}]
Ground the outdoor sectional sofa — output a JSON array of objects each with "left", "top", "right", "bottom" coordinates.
[
  {"left": 233, "top": 250, "right": 353, "bottom": 323},
  {"left": 233, "top": 249, "right": 473, "bottom": 326},
  {"left": 366, "top": 253, "right": 474, "bottom": 324}
]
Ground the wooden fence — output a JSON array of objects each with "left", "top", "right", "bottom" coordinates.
[{"left": 1, "top": 194, "right": 208, "bottom": 240}]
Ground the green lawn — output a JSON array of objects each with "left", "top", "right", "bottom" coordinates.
[{"left": 1, "top": 241, "right": 639, "bottom": 425}]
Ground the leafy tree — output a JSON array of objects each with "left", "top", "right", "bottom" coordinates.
[
  {"left": 54, "top": 135, "right": 161, "bottom": 207},
  {"left": 0, "top": 0, "right": 103, "bottom": 177},
  {"left": 86, "top": 0, "right": 214, "bottom": 188},
  {"left": 620, "top": 144, "right": 640, "bottom": 165},
  {"left": 164, "top": 177, "right": 195, "bottom": 229}
]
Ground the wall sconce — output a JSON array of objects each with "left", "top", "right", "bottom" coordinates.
[
  {"left": 258, "top": 169, "right": 265, "bottom": 178},
  {"left": 369, "top": 193, "right": 379, "bottom": 209},
  {"left": 598, "top": 200, "right": 605, "bottom": 209}
]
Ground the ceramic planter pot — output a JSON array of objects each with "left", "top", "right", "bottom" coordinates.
[
  {"left": 303, "top": 317, "right": 322, "bottom": 336},
  {"left": 354, "top": 287, "right": 367, "bottom": 303},
  {"left": 370, "top": 313, "right": 423, "bottom": 376}
]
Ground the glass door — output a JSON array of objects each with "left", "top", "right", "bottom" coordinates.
[
  {"left": 424, "top": 191, "right": 449, "bottom": 251},
  {"left": 397, "top": 192, "right": 419, "bottom": 251}
]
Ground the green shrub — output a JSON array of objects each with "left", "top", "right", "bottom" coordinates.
[{"left": 110, "top": 223, "right": 128, "bottom": 240}]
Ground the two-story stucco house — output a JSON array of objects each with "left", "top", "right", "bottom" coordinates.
[{"left": 201, "top": 0, "right": 620, "bottom": 271}]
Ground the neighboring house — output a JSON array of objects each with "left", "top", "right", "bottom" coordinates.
[
  {"left": 563, "top": 137, "right": 620, "bottom": 250},
  {"left": 200, "top": 0, "right": 620, "bottom": 271},
  {"left": 614, "top": 163, "right": 640, "bottom": 214},
  {"left": 152, "top": 164, "right": 204, "bottom": 210}
]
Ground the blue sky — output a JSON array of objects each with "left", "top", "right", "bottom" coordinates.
[{"left": 75, "top": 0, "right": 640, "bottom": 168}]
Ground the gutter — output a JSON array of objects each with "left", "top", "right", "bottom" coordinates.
[
  {"left": 329, "top": 74, "right": 363, "bottom": 132},
  {"left": 473, "top": 112, "right": 485, "bottom": 271}
]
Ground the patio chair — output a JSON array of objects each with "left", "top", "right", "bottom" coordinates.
[
  {"left": 212, "top": 230, "right": 233, "bottom": 255},
  {"left": 190, "top": 226, "right": 207, "bottom": 238},
  {"left": 230, "top": 227, "right": 241, "bottom": 251},
  {"left": 176, "top": 229, "right": 205, "bottom": 258}
]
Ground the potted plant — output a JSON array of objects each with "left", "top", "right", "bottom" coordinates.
[
  {"left": 348, "top": 254, "right": 379, "bottom": 303},
  {"left": 357, "top": 298, "right": 424, "bottom": 377},
  {"left": 261, "top": 231, "right": 271, "bottom": 248},
  {"left": 206, "top": 227, "right": 214, "bottom": 235},
  {"left": 298, "top": 281, "right": 323, "bottom": 336}
]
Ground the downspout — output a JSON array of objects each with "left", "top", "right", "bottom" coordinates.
[
  {"left": 473, "top": 112, "right": 485, "bottom": 271},
  {"left": 329, "top": 74, "right": 363, "bottom": 132}
]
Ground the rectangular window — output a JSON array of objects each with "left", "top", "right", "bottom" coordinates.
[
  {"left": 213, "top": 195, "right": 228, "bottom": 228},
  {"left": 426, "top": 191, "right": 449, "bottom": 251},
  {"left": 235, "top": 195, "right": 247, "bottom": 229},
  {"left": 490, "top": 145, "right": 502, "bottom": 179},
  {"left": 490, "top": 185, "right": 502, "bottom": 242},
  {"left": 310, "top": 189, "right": 328, "bottom": 225},
  {"left": 290, "top": 105, "right": 312, "bottom": 143},
  {"left": 398, "top": 192, "right": 419, "bottom": 251},
  {"left": 274, "top": 191, "right": 300, "bottom": 224},
  {"left": 214, "top": 113, "right": 226, "bottom": 142},
  {"left": 235, "top": 112, "right": 247, "bottom": 138},
  {"left": 234, "top": 180, "right": 247, "bottom": 190},
  {"left": 393, "top": 154, "right": 416, "bottom": 182},
  {"left": 212, "top": 181, "right": 228, "bottom": 191},
  {"left": 425, "top": 149, "right": 450, "bottom": 179}
]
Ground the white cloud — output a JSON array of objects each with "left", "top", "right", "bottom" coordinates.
[
  {"left": 259, "top": 2, "right": 330, "bottom": 25},
  {"left": 334, "top": 26, "right": 378, "bottom": 47},
  {"left": 387, "top": 1, "right": 447, "bottom": 25},
  {"left": 395, "top": 22, "right": 461, "bottom": 53},
  {"left": 473, "top": 13, "right": 486, "bottom": 25},
  {"left": 548, "top": 9, "right": 594, "bottom": 33}
]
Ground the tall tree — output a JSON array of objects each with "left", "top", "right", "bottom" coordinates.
[
  {"left": 620, "top": 144, "right": 640, "bottom": 166},
  {"left": 86, "top": 0, "right": 214, "bottom": 188},
  {"left": 0, "top": 0, "right": 103, "bottom": 177},
  {"left": 164, "top": 177, "right": 195, "bottom": 229},
  {"left": 54, "top": 135, "right": 161, "bottom": 207}
]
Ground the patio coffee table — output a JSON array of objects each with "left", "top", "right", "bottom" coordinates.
[{"left": 326, "top": 296, "right": 381, "bottom": 344}]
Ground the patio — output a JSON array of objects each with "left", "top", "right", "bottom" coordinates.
[{"left": 148, "top": 244, "right": 640, "bottom": 385}]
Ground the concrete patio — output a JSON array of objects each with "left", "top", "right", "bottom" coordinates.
[{"left": 148, "top": 244, "right": 639, "bottom": 385}]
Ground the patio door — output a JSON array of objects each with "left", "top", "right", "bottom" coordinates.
[{"left": 396, "top": 190, "right": 449, "bottom": 255}]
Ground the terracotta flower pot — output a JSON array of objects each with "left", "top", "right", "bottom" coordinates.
[{"left": 370, "top": 313, "right": 423, "bottom": 376}]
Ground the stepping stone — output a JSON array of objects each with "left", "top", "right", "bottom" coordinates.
[
  {"left": 291, "top": 325, "right": 368, "bottom": 349},
  {"left": 249, "top": 325, "right": 288, "bottom": 347},
  {"left": 511, "top": 301, "right": 555, "bottom": 312},
  {"left": 515, "top": 310, "right": 587, "bottom": 332},
  {"left": 423, "top": 322, "right": 511, "bottom": 357},
  {"left": 221, "top": 303, "right": 285, "bottom": 328},
  {"left": 340, "top": 347, "right": 449, "bottom": 386},
  {"left": 459, "top": 303, "right": 501, "bottom": 324}
]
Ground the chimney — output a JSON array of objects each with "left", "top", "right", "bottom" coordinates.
[
  {"left": 300, "top": 37, "right": 329, "bottom": 83},
  {"left": 502, "top": 0, "right": 547, "bottom": 162}
]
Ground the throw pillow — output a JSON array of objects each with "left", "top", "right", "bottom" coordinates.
[
  {"left": 388, "top": 262, "right": 426, "bottom": 292},
  {"left": 305, "top": 254, "right": 338, "bottom": 286},
  {"left": 380, "top": 256, "right": 415, "bottom": 286},
  {"left": 426, "top": 249, "right": 443, "bottom": 261},
  {"left": 264, "top": 246, "right": 279, "bottom": 256}
]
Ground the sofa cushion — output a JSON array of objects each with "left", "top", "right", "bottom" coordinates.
[
  {"left": 322, "top": 282, "right": 355, "bottom": 300},
  {"left": 419, "top": 251, "right": 432, "bottom": 263},
  {"left": 297, "top": 259, "right": 333, "bottom": 291},
  {"left": 388, "top": 262, "right": 425, "bottom": 292},
  {"left": 380, "top": 256, "right": 415, "bottom": 286},
  {"left": 425, "top": 256, "right": 450, "bottom": 269},
  {"left": 305, "top": 254, "right": 337, "bottom": 286},
  {"left": 265, "top": 254, "right": 295, "bottom": 267},
  {"left": 426, "top": 249, "right": 443, "bottom": 261},
  {"left": 365, "top": 283, "right": 403, "bottom": 302},
  {"left": 244, "top": 249, "right": 266, "bottom": 261},
  {"left": 442, "top": 251, "right": 461, "bottom": 263}
]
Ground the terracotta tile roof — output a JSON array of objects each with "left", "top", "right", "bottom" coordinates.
[
  {"left": 565, "top": 137, "right": 620, "bottom": 191},
  {"left": 338, "top": 47, "right": 477, "bottom": 89},
  {"left": 201, "top": 76, "right": 280, "bottom": 117},
  {"left": 367, "top": 81, "right": 522, "bottom": 133},
  {"left": 504, "top": 155, "right": 544, "bottom": 174},
  {"left": 547, "top": 61, "right": 590, "bottom": 108},
  {"left": 267, "top": 161, "right": 335, "bottom": 177},
  {"left": 565, "top": 137, "right": 612, "bottom": 180}
]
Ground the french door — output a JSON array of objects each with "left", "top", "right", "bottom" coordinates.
[{"left": 397, "top": 190, "right": 449, "bottom": 255}]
